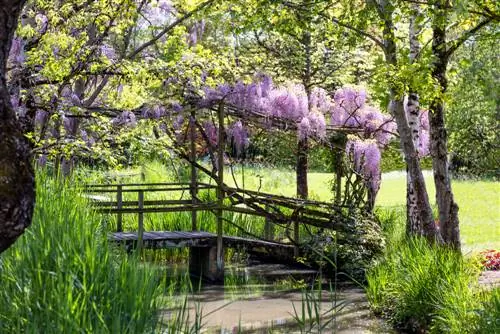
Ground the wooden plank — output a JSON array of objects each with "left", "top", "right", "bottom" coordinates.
[
  {"left": 93, "top": 200, "right": 193, "bottom": 207},
  {"left": 86, "top": 182, "right": 197, "bottom": 188},
  {"left": 96, "top": 203, "right": 219, "bottom": 214},
  {"left": 190, "top": 109, "right": 198, "bottom": 231},
  {"left": 87, "top": 185, "right": 214, "bottom": 193}
]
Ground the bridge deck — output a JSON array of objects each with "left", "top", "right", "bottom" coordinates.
[{"left": 110, "top": 231, "right": 295, "bottom": 262}]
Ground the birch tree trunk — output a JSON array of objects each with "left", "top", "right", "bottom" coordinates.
[
  {"left": 377, "top": 0, "right": 441, "bottom": 243},
  {"left": 406, "top": 3, "right": 424, "bottom": 235},
  {"left": 0, "top": 0, "right": 35, "bottom": 254},
  {"left": 430, "top": 3, "right": 460, "bottom": 248}
]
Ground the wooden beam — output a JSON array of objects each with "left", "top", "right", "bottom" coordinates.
[
  {"left": 216, "top": 102, "right": 225, "bottom": 275},
  {"left": 190, "top": 109, "right": 198, "bottom": 231},
  {"left": 93, "top": 199, "right": 193, "bottom": 207}
]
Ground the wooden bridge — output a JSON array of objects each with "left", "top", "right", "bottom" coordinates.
[{"left": 85, "top": 180, "right": 345, "bottom": 283}]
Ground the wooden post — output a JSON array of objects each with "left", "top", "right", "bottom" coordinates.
[
  {"left": 138, "top": 190, "right": 144, "bottom": 252},
  {"left": 335, "top": 149, "right": 343, "bottom": 206},
  {"left": 190, "top": 110, "right": 198, "bottom": 231},
  {"left": 332, "top": 134, "right": 347, "bottom": 206},
  {"left": 264, "top": 204, "right": 274, "bottom": 240},
  {"left": 116, "top": 185, "right": 123, "bottom": 232},
  {"left": 294, "top": 213, "right": 300, "bottom": 257},
  {"left": 216, "top": 102, "right": 225, "bottom": 281}
]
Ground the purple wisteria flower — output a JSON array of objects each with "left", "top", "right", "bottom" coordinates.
[
  {"left": 202, "top": 121, "right": 218, "bottom": 146},
  {"left": 35, "top": 110, "right": 49, "bottom": 126},
  {"left": 228, "top": 121, "right": 250, "bottom": 155},
  {"left": 346, "top": 139, "right": 382, "bottom": 195},
  {"left": 112, "top": 111, "right": 136, "bottom": 127},
  {"left": 9, "top": 38, "right": 24, "bottom": 64}
]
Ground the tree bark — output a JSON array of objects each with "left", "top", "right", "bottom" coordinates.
[
  {"left": 406, "top": 3, "right": 424, "bottom": 235},
  {"left": 296, "top": 137, "right": 308, "bottom": 199},
  {"left": 296, "top": 29, "right": 312, "bottom": 200},
  {"left": 377, "top": 0, "right": 441, "bottom": 243},
  {"left": 430, "top": 6, "right": 460, "bottom": 248},
  {"left": 0, "top": 0, "right": 35, "bottom": 254}
]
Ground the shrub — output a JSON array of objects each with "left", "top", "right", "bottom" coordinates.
[
  {"left": 479, "top": 250, "right": 500, "bottom": 271},
  {"left": 302, "top": 212, "right": 385, "bottom": 281}
]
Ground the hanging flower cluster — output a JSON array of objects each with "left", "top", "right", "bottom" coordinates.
[
  {"left": 346, "top": 139, "right": 382, "bottom": 196},
  {"left": 199, "top": 77, "right": 328, "bottom": 141},
  {"left": 331, "top": 87, "right": 396, "bottom": 146},
  {"left": 227, "top": 120, "right": 250, "bottom": 155},
  {"left": 198, "top": 80, "right": 397, "bottom": 194},
  {"left": 417, "top": 110, "right": 430, "bottom": 157},
  {"left": 111, "top": 111, "right": 137, "bottom": 127}
]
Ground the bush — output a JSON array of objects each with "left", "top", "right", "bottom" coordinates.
[
  {"left": 0, "top": 174, "right": 162, "bottom": 333},
  {"left": 367, "top": 209, "right": 498, "bottom": 333},
  {"left": 301, "top": 212, "right": 385, "bottom": 282}
]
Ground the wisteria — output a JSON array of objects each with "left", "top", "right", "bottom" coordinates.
[
  {"left": 195, "top": 78, "right": 418, "bottom": 199},
  {"left": 8, "top": 38, "right": 24, "bottom": 64},
  {"left": 417, "top": 110, "right": 430, "bottom": 157},
  {"left": 346, "top": 139, "right": 382, "bottom": 196},
  {"left": 198, "top": 77, "right": 329, "bottom": 141},
  {"left": 142, "top": 105, "right": 167, "bottom": 119},
  {"left": 35, "top": 110, "right": 49, "bottom": 126},
  {"left": 141, "top": 0, "right": 175, "bottom": 27},
  {"left": 111, "top": 111, "right": 137, "bottom": 127},
  {"left": 267, "top": 84, "right": 308, "bottom": 120},
  {"left": 80, "top": 129, "right": 95, "bottom": 147},
  {"left": 227, "top": 121, "right": 250, "bottom": 155},
  {"left": 202, "top": 120, "right": 218, "bottom": 147},
  {"left": 188, "top": 20, "right": 206, "bottom": 46},
  {"left": 330, "top": 87, "right": 395, "bottom": 144}
]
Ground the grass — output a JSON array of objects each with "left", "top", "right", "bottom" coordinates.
[
  {"left": 0, "top": 173, "right": 163, "bottom": 333},
  {"left": 366, "top": 208, "right": 500, "bottom": 333}
]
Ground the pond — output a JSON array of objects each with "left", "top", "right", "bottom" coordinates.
[{"left": 159, "top": 262, "right": 395, "bottom": 333}]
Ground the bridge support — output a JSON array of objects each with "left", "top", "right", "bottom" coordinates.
[{"left": 189, "top": 246, "right": 224, "bottom": 284}]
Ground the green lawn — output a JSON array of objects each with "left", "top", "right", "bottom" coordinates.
[{"left": 376, "top": 170, "right": 500, "bottom": 252}]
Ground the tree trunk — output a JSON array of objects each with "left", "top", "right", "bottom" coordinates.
[
  {"left": 377, "top": 0, "right": 441, "bottom": 243},
  {"left": 406, "top": 3, "right": 424, "bottom": 235},
  {"left": 430, "top": 13, "right": 460, "bottom": 248},
  {"left": 296, "top": 29, "right": 312, "bottom": 200},
  {"left": 296, "top": 137, "right": 308, "bottom": 199},
  {"left": 406, "top": 93, "right": 422, "bottom": 234},
  {"left": 0, "top": 0, "right": 35, "bottom": 254}
]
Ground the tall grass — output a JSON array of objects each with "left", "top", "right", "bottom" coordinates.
[
  {"left": 0, "top": 173, "right": 163, "bottom": 333},
  {"left": 367, "top": 209, "right": 499, "bottom": 333}
]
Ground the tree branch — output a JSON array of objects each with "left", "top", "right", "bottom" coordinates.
[
  {"left": 329, "top": 16, "right": 385, "bottom": 49},
  {"left": 127, "top": 0, "right": 214, "bottom": 59},
  {"left": 446, "top": 18, "right": 494, "bottom": 57}
]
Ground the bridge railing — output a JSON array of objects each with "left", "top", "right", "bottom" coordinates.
[
  {"left": 84, "top": 181, "right": 347, "bottom": 258},
  {"left": 84, "top": 182, "right": 218, "bottom": 235}
]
